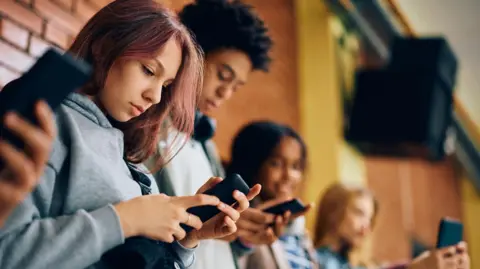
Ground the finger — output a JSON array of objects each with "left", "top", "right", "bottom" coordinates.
[
  {"left": 220, "top": 216, "right": 237, "bottom": 235},
  {"left": 0, "top": 178, "right": 27, "bottom": 207},
  {"left": 237, "top": 218, "right": 266, "bottom": 232},
  {"left": 283, "top": 211, "right": 291, "bottom": 224},
  {"left": 456, "top": 241, "right": 467, "bottom": 253},
  {"left": 4, "top": 113, "right": 52, "bottom": 171},
  {"left": 182, "top": 213, "right": 203, "bottom": 230},
  {"left": 218, "top": 203, "right": 240, "bottom": 222},
  {"left": 174, "top": 194, "right": 220, "bottom": 208},
  {"left": 436, "top": 246, "right": 456, "bottom": 258},
  {"left": 257, "top": 196, "right": 292, "bottom": 210},
  {"left": 173, "top": 225, "right": 187, "bottom": 241},
  {"left": 291, "top": 203, "right": 314, "bottom": 219},
  {"left": 261, "top": 228, "right": 277, "bottom": 244},
  {"left": 0, "top": 140, "right": 36, "bottom": 189},
  {"left": 441, "top": 256, "right": 456, "bottom": 268},
  {"left": 243, "top": 228, "right": 277, "bottom": 245},
  {"left": 245, "top": 184, "right": 261, "bottom": 201},
  {"left": 196, "top": 177, "right": 223, "bottom": 194},
  {"left": 237, "top": 229, "right": 257, "bottom": 240},
  {"left": 456, "top": 253, "right": 468, "bottom": 267},
  {"left": 35, "top": 101, "right": 56, "bottom": 139},
  {"left": 220, "top": 233, "right": 238, "bottom": 243},
  {"left": 273, "top": 215, "right": 284, "bottom": 236},
  {"left": 233, "top": 190, "right": 250, "bottom": 213},
  {"left": 241, "top": 208, "right": 275, "bottom": 224}
]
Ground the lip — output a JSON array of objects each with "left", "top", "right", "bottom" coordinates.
[
  {"left": 130, "top": 103, "right": 145, "bottom": 116},
  {"left": 206, "top": 99, "right": 219, "bottom": 110}
]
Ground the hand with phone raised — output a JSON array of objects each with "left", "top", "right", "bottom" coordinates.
[
  {"left": 406, "top": 242, "right": 469, "bottom": 269},
  {"left": 114, "top": 175, "right": 261, "bottom": 248},
  {"left": 227, "top": 197, "right": 313, "bottom": 245},
  {"left": 0, "top": 101, "right": 56, "bottom": 227}
]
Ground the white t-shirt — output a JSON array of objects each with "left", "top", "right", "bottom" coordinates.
[{"left": 164, "top": 133, "right": 236, "bottom": 269}]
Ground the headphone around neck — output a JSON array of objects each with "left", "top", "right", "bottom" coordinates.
[{"left": 192, "top": 111, "right": 216, "bottom": 142}]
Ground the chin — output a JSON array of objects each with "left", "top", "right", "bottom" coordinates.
[
  {"left": 109, "top": 112, "right": 133, "bottom": 123},
  {"left": 350, "top": 239, "right": 364, "bottom": 248},
  {"left": 199, "top": 106, "right": 211, "bottom": 115}
]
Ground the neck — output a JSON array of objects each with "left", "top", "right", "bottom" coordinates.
[{"left": 319, "top": 234, "right": 343, "bottom": 253}]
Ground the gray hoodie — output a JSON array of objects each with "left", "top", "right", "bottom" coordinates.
[{"left": 0, "top": 93, "right": 195, "bottom": 269}]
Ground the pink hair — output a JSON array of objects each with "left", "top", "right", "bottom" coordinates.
[{"left": 68, "top": 0, "right": 203, "bottom": 168}]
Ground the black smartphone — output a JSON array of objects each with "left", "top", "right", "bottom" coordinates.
[
  {"left": 436, "top": 217, "right": 463, "bottom": 248},
  {"left": 0, "top": 48, "right": 92, "bottom": 151},
  {"left": 181, "top": 173, "right": 250, "bottom": 233},
  {"left": 263, "top": 198, "right": 306, "bottom": 216}
]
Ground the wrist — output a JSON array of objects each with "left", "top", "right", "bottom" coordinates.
[
  {"left": 114, "top": 202, "right": 137, "bottom": 238},
  {"left": 179, "top": 233, "right": 200, "bottom": 249}
]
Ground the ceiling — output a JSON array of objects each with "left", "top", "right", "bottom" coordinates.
[{"left": 394, "top": 0, "right": 480, "bottom": 125}]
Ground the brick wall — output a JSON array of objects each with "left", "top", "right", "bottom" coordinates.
[
  {"left": 0, "top": 0, "right": 300, "bottom": 159},
  {"left": 0, "top": 0, "right": 111, "bottom": 85}
]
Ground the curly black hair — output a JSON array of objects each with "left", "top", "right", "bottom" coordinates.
[{"left": 179, "top": 0, "right": 273, "bottom": 71}]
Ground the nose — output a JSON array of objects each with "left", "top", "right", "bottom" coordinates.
[
  {"left": 283, "top": 166, "right": 300, "bottom": 182},
  {"left": 215, "top": 84, "right": 234, "bottom": 101},
  {"left": 359, "top": 222, "right": 371, "bottom": 236},
  {"left": 143, "top": 82, "right": 163, "bottom": 105}
]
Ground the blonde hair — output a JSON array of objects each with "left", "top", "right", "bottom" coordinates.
[{"left": 313, "top": 182, "right": 379, "bottom": 265}]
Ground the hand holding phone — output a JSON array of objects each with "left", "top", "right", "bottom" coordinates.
[
  {"left": 180, "top": 173, "right": 250, "bottom": 233},
  {"left": 0, "top": 48, "right": 91, "bottom": 152}
]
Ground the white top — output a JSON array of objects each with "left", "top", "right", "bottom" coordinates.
[{"left": 163, "top": 132, "right": 237, "bottom": 269}]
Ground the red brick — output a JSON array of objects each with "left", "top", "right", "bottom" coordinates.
[
  {"left": 30, "top": 35, "right": 51, "bottom": 57},
  {"left": 76, "top": 0, "right": 97, "bottom": 22},
  {"left": 45, "top": 22, "right": 69, "bottom": 49},
  {"left": 34, "top": 0, "right": 84, "bottom": 34},
  {"left": 0, "top": 40, "right": 34, "bottom": 72},
  {"left": 0, "top": 19, "right": 30, "bottom": 49},
  {"left": 0, "top": 65, "right": 20, "bottom": 87},
  {"left": 0, "top": 0, "right": 43, "bottom": 34}
]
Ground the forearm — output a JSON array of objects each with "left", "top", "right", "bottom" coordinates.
[{"left": 0, "top": 205, "right": 124, "bottom": 269}]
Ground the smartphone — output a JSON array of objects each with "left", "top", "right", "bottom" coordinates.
[
  {"left": 263, "top": 198, "right": 306, "bottom": 216},
  {"left": 436, "top": 217, "right": 463, "bottom": 248},
  {"left": 0, "top": 48, "right": 92, "bottom": 151},
  {"left": 181, "top": 173, "right": 250, "bottom": 232}
]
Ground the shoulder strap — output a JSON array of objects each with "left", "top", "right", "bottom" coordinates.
[{"left": 125, "top": 162, "right": 152, "bottom": 196}]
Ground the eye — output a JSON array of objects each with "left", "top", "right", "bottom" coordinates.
[
  {"left": 217, "top": 68, "right": 233, "bottom": 82},
  {"left": 268, "top": 158, "right": 283, "bottom": 168},
  {"left": 141, "top": 65, "right": 155, "bottom": 76},
  {"left": 292, "top": 161, "right": 303, "bottom": 171}
]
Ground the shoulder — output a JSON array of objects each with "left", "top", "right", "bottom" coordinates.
[{"left": 315, "top": 248, "right": 343, "bottom": 267}]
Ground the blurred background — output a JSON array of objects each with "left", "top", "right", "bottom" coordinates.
[{"left": 0, "top": 0, "right": 479, "bottom": 267}]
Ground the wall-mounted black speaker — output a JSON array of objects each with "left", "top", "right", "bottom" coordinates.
[{"left": 345, "top": 37, "right": 457, "bottom": 160}]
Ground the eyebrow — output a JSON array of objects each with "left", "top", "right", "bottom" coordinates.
[
  {"left": 155, "top": 59, "right": 165, "bottom": 72},
  {"left": 155, "top": 58, "right": 175, "bottom": 81}
]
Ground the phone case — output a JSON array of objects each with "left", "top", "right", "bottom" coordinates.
[
  {"left": 436, "top": 217, "right": 463, "bottom": 248},
  {"left": 263, "top": 198, "right": 306, "bottom": 216},
  {"left": 0, "top": 48, "right": 91, "bottom": 151},
  {"left": 181, "top": 173, "right": 250, "bottom": 233}
]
